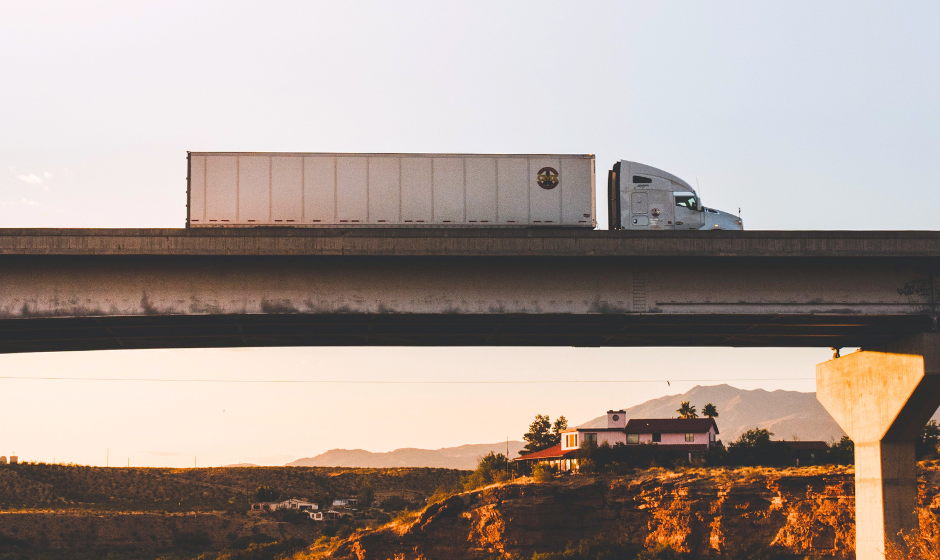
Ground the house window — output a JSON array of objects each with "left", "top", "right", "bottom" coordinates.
[
  {"left": 652, "top": 433, "right": 661, "bottom": 443},
  {"left": 626, "top": 433, "right": 639, "bottom": 444},
  {"left": 585, "top": 433, "right": 597, "bottom": 445},
  {"left": 565, "top": 434, "right": 578, "bottom": 448},
  {"left": 685, "top": 433, "right": 695, "bottom": 442}
]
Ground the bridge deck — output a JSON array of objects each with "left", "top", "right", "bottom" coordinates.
[
  {"left": 0, "top": 229, "right": 936, "bottom": 352},
  {"left": 1, "top": 228, "right": 938, "bottom": 257}
]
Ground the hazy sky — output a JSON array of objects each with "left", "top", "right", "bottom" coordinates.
[{"left": 0, "top": 2, "right": 937, "bottom": 466}]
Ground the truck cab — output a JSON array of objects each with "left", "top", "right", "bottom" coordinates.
[{"left": 608, "top": 160, "right": 742, "bottom": 230}]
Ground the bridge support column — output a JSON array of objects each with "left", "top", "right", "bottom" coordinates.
[{"left": 816, "top": 333, "right": 940, "bottom": 560}]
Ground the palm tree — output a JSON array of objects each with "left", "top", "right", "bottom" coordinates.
[
  {"left": 702, "top": 403, "right": 719, "bottom": 418},
  {"left": 677, "top": 401, "right": 698, "bottom": 419}
]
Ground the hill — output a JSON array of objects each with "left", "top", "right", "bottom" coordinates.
[
  {"left": 578, "top": 384, "right": 847, "bottom": 443},
  {"left": 287, "top": 442, "right": 525, "bottom": 470},
  {"left": 307, "top": 465, "right": 901, "bottom": 560},
  {"left": 0, "top": 464, "right": 464, "bottom": 512}
]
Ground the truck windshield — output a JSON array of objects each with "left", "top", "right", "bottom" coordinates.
[{"left": 675, "top": 195, "right": 697, "bottom": 209}]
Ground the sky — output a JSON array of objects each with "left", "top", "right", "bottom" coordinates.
[{"left": 0, "top": 1, "right": 937, "bottom": 467}]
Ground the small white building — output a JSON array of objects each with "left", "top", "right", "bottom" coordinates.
[
  {"left": 332, "top": 498, "right": 359, "bottom": 507},
  {"left": 250, "top": 502, "right": 279, "bottom": 513},
  {"left": 0, "top": 456, "right": 6, "bottom": 465},
  {"left": 279, "top": 498, "right": 318, "bottom": 511},
  {"left": 308, "top": 511, "right": 324, "bottom": 521}
]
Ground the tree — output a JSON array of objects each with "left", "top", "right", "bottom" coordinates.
[
  {"left": 727, "top": 428, "right": 792, "bottom": 466},
  {"left": 520, "top": 414, "right": 560, "bottom": 455},
  {"left": 917, "top": 420, "right": 940, "bottom": 459},
  {"left": 828, "top": 436, "right": 854, "bottom": 465},
  {"left": 702, "top": 403, "right": 719, "bottom": 418},
  {"left": 358, "top": 484, "right": 375, "bottom": 508},
  {"left": 677, "top": 401, "right": 698, "bottom": 419},
  {"left": 463, "top": 452, "right": 510, "bottom": 490},
  {"left": 732, "top": 428, "right": 773, "bottom": 448},
  {"left": 380, "top": 496, "right": 411, "bottom": 512},
  {"left": 552, "top": 416, "right": 568, "bottom": 439},
  {"left": 253, "top": 485, "right": 279, "bottom": 503}
]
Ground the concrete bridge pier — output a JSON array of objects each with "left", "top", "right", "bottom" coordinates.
[{"left": 817, "top": 333, "right": 940, "bottom": 560}]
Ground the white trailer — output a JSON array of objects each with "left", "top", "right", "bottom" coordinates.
[
  {"left": 607, "top": 160, "right": 743, "bottom": 231},
  {"left": 187, "top": 152, "right": 596, "bottom": 228}
]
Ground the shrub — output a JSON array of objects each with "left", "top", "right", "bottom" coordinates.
[
  {"left": 228, "top": 534, "right": 276, "bottom": 550},
  {"left": 380, "top": 495, "right": 411, "bottom": 512},
  {"left": 575, "top": 442, "right": 689, "bottom": 473},
  {"left": 462, "top": 452, "right": 510, "bottom": 491},
  {"left": 532, "top": 464, "right": 553, "bottom": 483},
  {"left": 726, "top": 429, "right": 793, "bottom": 467},
  {"left": 635, "top": 544, "right": 686, "bottom": 560},
  {"left": 827, "top": 436, "right": 854, "bottom": 465},
  {"left": 173, "top": 530, "right": 213, "bottom": 552},
  {"left": 252, "top": 485, "right": 279, "bottom": 503},
  {"left": 530, "top": 535, "right": 640, "bottom": 560}
]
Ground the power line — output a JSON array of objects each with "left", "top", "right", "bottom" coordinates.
[{"left": 0, "top": 376, "right": 814, "bottom": 384}]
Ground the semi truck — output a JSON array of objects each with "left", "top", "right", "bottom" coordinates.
[{"left": 186, "top": 152, "right": 742, "bottom": 230}]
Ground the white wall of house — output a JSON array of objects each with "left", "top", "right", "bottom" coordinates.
[
  {"left": 628, "top": 426, "right": 716, "bottom": 447},
  {"left": 562, "top": 429, "right": 631, "bottom": 451},
  {"left": 561, "top": 431, "right": 579, "bottom": 450},
  {"left": 579, "top": 430, "right": 626, "bottom": 447}
]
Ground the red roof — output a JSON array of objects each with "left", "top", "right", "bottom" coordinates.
[
  {"left": 512, "top": 444, "right": 578, "bottom": 461},
  {"left": 624, "top": 418, "right": 719, "bottom": 435}
]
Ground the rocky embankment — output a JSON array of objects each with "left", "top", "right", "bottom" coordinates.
[{"left": 314, "top": 463, "right": 940, "bottom": 559}]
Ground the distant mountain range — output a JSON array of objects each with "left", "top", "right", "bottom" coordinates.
[
  {"left": 286, "top": 442, "right": 525, "bottom": 471},
  {"left": 579, "top": 384, "right": 846, "bottom": 443}
]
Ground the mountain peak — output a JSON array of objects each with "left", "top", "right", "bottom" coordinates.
[{"left": 580, "top": 384, "right": 845, "bottom": 443}]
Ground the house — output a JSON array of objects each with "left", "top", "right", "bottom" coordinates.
[
  {"left": 783, "top": 440, "right": 830, "bottom": 464},
  {"left": 558, "top": 412, "right": 719, "bottom": 453},
  {"left": 332, "top": 498, "right": 358, "bottom": 507},
  {"left": 278, "top": 498, "right": 318, "bottom": 511},
  {"left": 325, "top": 509, "right": 354, "bottom": 520},
  {"left": 251, "top": 497, "right": 319, "bottom": 513},
  {"left": 514, "top": 410, "right": 721, "bottom": 473},
  {"left": 621, "top": 418, "right": 718, "bottom": 450},
  {"left": 308, "top": 511, "right": 324, "bottom": 521}
]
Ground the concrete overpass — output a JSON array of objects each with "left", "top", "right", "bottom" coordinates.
[
  {"left": 1, "top": 227, "right": 939, "bottom": 560},
  {"left": 0, "top": 228, "right": 936, "bottom": 353}
]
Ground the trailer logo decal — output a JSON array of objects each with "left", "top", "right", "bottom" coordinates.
[{"left": 537, "top": 167, "right": 559, "bottom": 190}]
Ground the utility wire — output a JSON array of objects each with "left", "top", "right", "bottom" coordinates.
[{"left": 0, "top": 376, "right": 815, "bottom": 384}]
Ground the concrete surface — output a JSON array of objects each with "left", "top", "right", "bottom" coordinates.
[
  {"left": 0, "top": 228, "right": 939, "bottom": 257},
  {"left": 0, "top": 229, "right": 937, "bottom": 352},
  {"left": 817, "top": 333, "right": 940, "bottom": 560}
]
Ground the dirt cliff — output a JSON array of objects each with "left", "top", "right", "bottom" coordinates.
[{"left": 310, "top": 463, "right": 940, "bottom": 559}]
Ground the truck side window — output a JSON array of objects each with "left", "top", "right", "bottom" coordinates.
[
  {"left": 675, "top": 196, "right": 697, "bottom": 209},
  {"left": 632, "top": 175, "right": 652, "bottom": 184}
]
